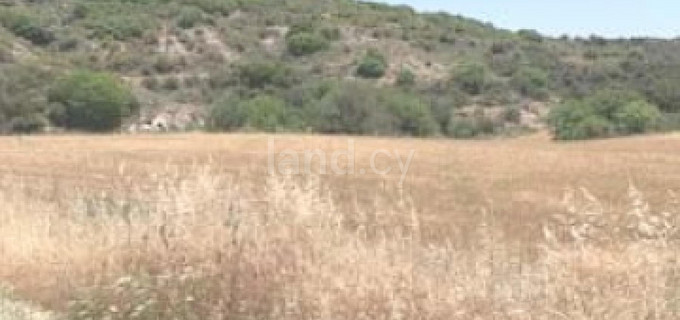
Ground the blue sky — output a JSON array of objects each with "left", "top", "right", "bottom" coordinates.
[{"left": 378, "top": 0, "right": 680, "bottom": 38}]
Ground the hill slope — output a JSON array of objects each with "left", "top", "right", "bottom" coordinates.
[{"left": 1, "top": 0, "right": 679, "bottom": 137}]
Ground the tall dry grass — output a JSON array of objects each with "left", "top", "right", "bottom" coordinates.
[{"left": 1, "top": 156, "right": 680, "bottom": 319}]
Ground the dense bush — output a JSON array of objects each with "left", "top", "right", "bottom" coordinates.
[
  {"left": 208, "top": 94, "right": 246, "bottom": 131},
  {"left": 4, "top": 0, "right": 680, "bottom": 140},
  {"left": 141, "top": 77, "right": 160, "bottom": 90},
  {"left": 549, "top": 90, "right": 660, "bottom": 140},
  {"left": 209, "top": 94, "right": 291, "bottom": 132},
  {"left": 0, "top": 9, "right": 54, "bottom": 45},
  {"left": 490, "top": 40, "right": 514, "bottom": 55},
  {"left": 517, "top": 29, "right": 543, "bottom": 42},
  {"left": 447, "top": 109, "right": 500, "bottom": 138},
  {"left": 86, "top": 15, "right": 151, "bottom": 40},
  {"left": 427, "top": 89, "right": 468, "bottom": 131},
  {"left": 315, "top": 81, "right": 438, "bottom": 136},
  {"left": 237, "top": 60, "right": 295, "bottom": 89},
  {"left": 153, "top": 55, "right": 186, "bottom": 74},
  {"left": 512, "top": 67, "right": 549, "bottom": 99},
  {"left": 489, "top": 51, "right": 523, "bottom": 77},
  {"left": 316, "top": 81, "right": 391, "bottom": 134},
  {"left": 356, "top": 49, "right": 388, "bottom": 78},
  {"left": 180, "top": 0, "right": 237, "bottom": 15},
  {"left": 396, "top": 68, "right": 416, "bottom": 87},
  {"left": 284, "top": 20, "right": 335, "bottom": 56},
  {"left": 8, "top": 115, "right": 47, "bottom": 134},
  {"left": 286, "top": 32, "right": 329, "bottom": 56},
  {"left": 176, "top": 6, "right": 205, "bottom": 29},
  {"left": 241, "top": 95, "right": 290, "bottom": 131},
  {"left": 206, "top": 79, "right": 447, "bottom": 137},
  {"left": 646, "top": 79, "right": 680, "bottom": 113},
  {"left": 453, "top": 63, "right": 489, "bottom": 95},
  {"left": 502, "top": 105, "right": 522, "bottom": 124},
  {"left": 612, "top": 100, "right": 661, "bottom": 133},
  {"left": 162, "top": 76, "right": 181, "bottom": 90},
  {"left": 320, "top": 26, "right": 341, "bottom": 41},
  {"left": 0, "top": 65, "right": 52, "bottom": 133},
  {"left": 382, "top": 90, "right": 438, "bottom": 136},
  {"left": 48, "top": 71, "right": 138, "bottom": 132}
]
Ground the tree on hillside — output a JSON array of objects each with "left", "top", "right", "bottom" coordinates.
[
  {"left": 549, "top": 90, "right": 660, "bottom": 140},
  {"left": 48, "top": 71, "right": 138, "bottom": 132}
]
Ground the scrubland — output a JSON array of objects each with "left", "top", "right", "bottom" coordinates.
[{"left": 1, "top": 133, "right": 680, "bottom": 319}]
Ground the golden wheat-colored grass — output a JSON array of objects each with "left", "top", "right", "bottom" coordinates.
[{"left": 1, "top": 132, "right": 680, "bottom": 319}]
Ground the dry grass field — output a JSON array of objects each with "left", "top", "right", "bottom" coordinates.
[{"left": 1, "top": 132, "right": 680, "bottom": 319}]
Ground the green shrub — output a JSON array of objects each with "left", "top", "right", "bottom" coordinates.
[
  {"left": 518, "top": 29, "right": 543, "bottom": 42},
  {"left": 512, "top": 67, "right": 549, "bottom": 100},
  {"left": 237, "top": 60, "right": 295, "bottom": 89},
  {"left": 490, "top": 40, "right": 514, "bottom": 55},
  {"left": 57, "top": 37, "right": 79, "bottom": 52},
  {"left": 489, "top": 51, "right": 523, "bottom": 77},
  {"left": 655, "top": 112, "right": 680, "bottom": 132},
  {"left": 180, "top": 0, "right": 236, "bottom": 15},
  {"left": 176, "top": 6, "right": 205, "bottom": 29},
  {"left": 48, "top": 71, "right": 138, "bottom": 132},
  {"left": 316, "top": 81, "right": 392, "bottom": 134},
  {"left": 287, "top": 21, "right": 315, "bottom": 37},
  {"left": 86, "top": 14, "right": 151, "bottom": 40},
  {"left": 453, "top": 63, "right": 489, "bottom": 95},
  {"left": 141, "top": 77, "right": 160, "bottom": 90},
  {"left": 447, "top": 117, "right": 478, "bottom": 138},
  {"left": 503, "top": 105, "right": 522, "bottom": 124},
  {"left": 447, "top": 113, "right": 499, "bottom": 138},
  {"left": 0, "top": 10, "right": 54, "bottom": 45},
  {"left": 8, "top": 115, "right": 46, "bottom": 134},
  {"left": 382, "top": 90, "right": 438, "bottom": 136},
  {"left": 428, "top": 89, "right": 468, "bottom": 131},
  {"left": 647, "top": 79, "right": 680, "bottom": 112},
  {"left": 153, "top": 55, "right": 185, "bottom": 74},
  {"left": 479, "top": 78, "right": 516, "bottom": 106},
  {"left": 209, "top": 94, "right": 290, "bottom": 132},
  {"left": 356, "top": 49, "right": 387, "bottom": 78},
  {"left": 162, "top": 76, "right": 181, "bottom": 90},
  {"left": 549, "top": 102, "right": 610, "bottom": 140},
  {"left": 396, "top": 68, "right": 416, "bottom": 87},
  {"left": 286, "top": 32, "right": 329, "bottom": 56},
  {"left": 548, "top": 90, "right": 660, "bottom": 140},
  {"left": 612, "top": 100, "right": 661, "bottom": 134},
  {"left": 320, "top": 26, "right": 341, "bottom": 41},
  {"left": 71, "top": 3, "right": 89, "bottom": 20},
  {"left": 313, "top": 81, "right": 438, "bottom": 136},
  {"left": 285, "top": 21, "right": 337, "bottom": 56},
  {"left": 242, "top": 95, "right": 289, "bottom": 131},
  {"left": 583, "top": 50, "right": 599, "bottom": 60},
  {"left": 208, "top": 94, "right": 247, "bottom": 131},
  {"left": 0, "top": 65, "right": 52, "bottom": 133}
]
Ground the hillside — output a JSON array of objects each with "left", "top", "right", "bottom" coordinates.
[{"left": 1, "top": 0, "right": 680, "bottom": 138}]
